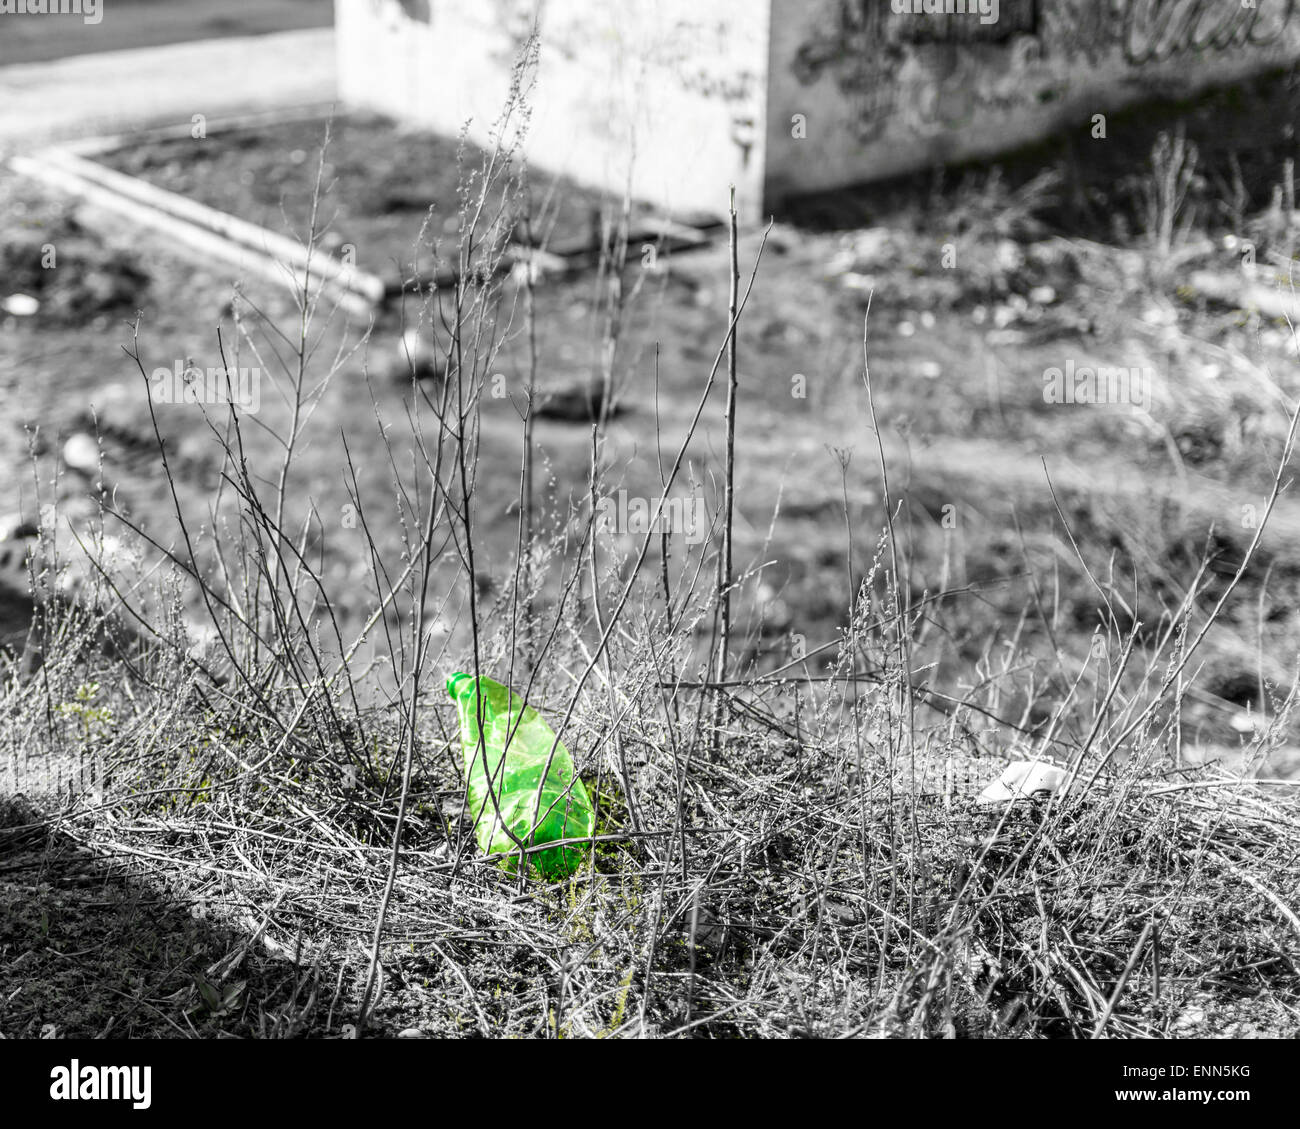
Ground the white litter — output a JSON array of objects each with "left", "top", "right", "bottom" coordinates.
[{"left": 978, "top": 760, "right": 1070, "bottom": 805}]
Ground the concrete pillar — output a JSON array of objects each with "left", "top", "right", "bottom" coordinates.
[{"left": 335, "top": 0, "right": 770, "bottom": 221}]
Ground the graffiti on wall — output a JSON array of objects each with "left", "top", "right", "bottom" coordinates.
[
  {"left": 517, "top": 6, "right": 760, "bottom": 106},
  {"left": 790, "top": 0, "right": 1039, "bottom": 141},
  {"left": 1112, "top": 0, "right": 1295, "bottom": 65},
  {"left": 791, "top": 0, "right": 1299, "bottom": 143}
]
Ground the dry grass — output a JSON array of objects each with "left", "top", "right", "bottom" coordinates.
[{"left": 4, "top": 623, "right": 1298, "bottom": 1038}]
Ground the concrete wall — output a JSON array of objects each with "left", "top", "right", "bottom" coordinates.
[
  {"left": 335, "top": 0, "right": 770, "bottom": 221},
  {"left": 764, "top": 0, "right": 1300, "bottom": 208},
  {"left": 336, "top": 1, "right": 1300, "bottom": 219}
]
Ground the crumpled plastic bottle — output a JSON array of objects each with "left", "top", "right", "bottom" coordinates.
[
  {"left": 447, "top": 672, "right": 595, "bottom": 879},
  {"left": 977, "top": 760, "right": 1069, "bottom": 805}
]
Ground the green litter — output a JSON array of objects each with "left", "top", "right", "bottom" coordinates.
[{"left": 447, "top": 672, "right": 595, "bottom": 879}]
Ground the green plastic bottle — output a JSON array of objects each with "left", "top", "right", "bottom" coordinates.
[{"left": 447, "top": 672, "right": 595, "bottom": 879}]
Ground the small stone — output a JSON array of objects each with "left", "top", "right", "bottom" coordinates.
[
  {"left": 381, "top": 329, "right": 443, "bottom": 383},
  {"left": 826, "top": 248, "right": 856, "bottom": 275},
  {"left": 995, "top": 240, "right": 1023, "bottom": 271},
  {"left": 397, "top": 1027, "right": 426, "bottom": 1039},
  {"left": 2, "top": 293, "right": 39, "bottom": 317},
  {"left": 62, "top": 433, "right": 99, "bottom": 475},
  {"left": 822, "top": 898, "right": 859, "bottom": 925},
  {"left": 1230, "top": 711, "right": 1260, "bottom": 734},
  {"left": 534, "top": 379, "right": 613, "bottom": 423}
]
